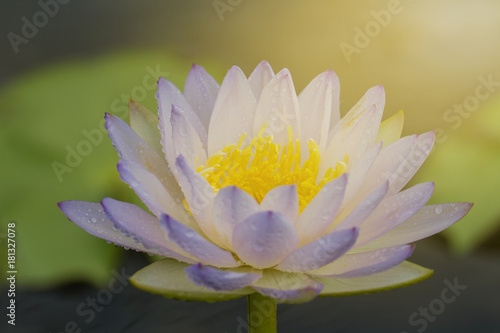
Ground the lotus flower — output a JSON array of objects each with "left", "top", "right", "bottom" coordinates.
[{"left": 58, "top": 61, "right": 472, "bottom": 304}]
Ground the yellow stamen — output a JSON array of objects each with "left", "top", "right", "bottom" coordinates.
[{"left": 197, "top": 124, "right": 347, "bottom": 213}]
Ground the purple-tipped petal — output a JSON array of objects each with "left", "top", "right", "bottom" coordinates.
[
  {"left": 58, "top": 201, "right": 152, "bottom": 254},
  {"left": 333, "top": 181, "right": 389, "bottom": 231},
  {"left": 310, "top": 245, "right": 414, "bottom": 278},
  {"left": 175, "top": 155, "right": 218, "bottom": 242},
  {"left": 248, "top": 61, "right": 275, "bottom": 100},
  {"left": 253, "top": 68, "right": 301, "bottom": 146},
  {"left": 185, "top": 263, "right": 261, "bottom": 291},
  {"left": 207, "top": 66, "right": 257, "bottom": 155},
  {"left": 275, "top": 227, "right": 358, "bottom": 272},
  {"left": 156, "top": 77, "right": 207, "bottom": 146},
  {"left": 184, "top": 64, "right": 220, "bottom": 130},
  {"left": 260, "top": 184, "right": 299, "bottom": 223},
  {"left": 161, "top": 214, "right": 238, "bottom": 268},
  {"left": 212, "top": 186, "right": 260, "bottom": 249},
  {"left": 232, "top": 211, "right": 299, "bottom": 269},
  {"left": 104, "top": 113, "right": 184, "bottom": 205},
  {"left": 101, "top": 198, "right": 194, "bottom": 262},
  {"left": 356, "top": 202, "right": 473, "bottom": 253},
  {"left": 250, "top": 270, "right": 324, "bottom": 303},
  {"left": 389, "top": 130, "right": 435, "bottom": 194},
  {"left": 170, "top": 104, "right": 207, "bottom": 167},
  {"left": 298, "top": 69, "right": 340, "bottom": 154},
  {"left": 355, "top": 182, "right": 435, "bottom": 247},
  {"left": 294, "top": 174, "right": 347, "bottom": 245},
  {"left": 116, "top": 160, "right": 194, "bottom": 226}
]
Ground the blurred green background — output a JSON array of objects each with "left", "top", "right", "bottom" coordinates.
[{"left": 0, "top": 0, "right": 499, "bottom": 332}]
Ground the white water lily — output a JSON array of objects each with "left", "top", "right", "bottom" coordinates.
[{"left": 59, "top": 61, "right": 471, "bottom": 303}]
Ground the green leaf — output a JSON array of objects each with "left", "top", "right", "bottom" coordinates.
[
  {"left": 316, "top": 261, "right": 433, "bottom": 296},
  {"left": 130, "top": 259, "right": 254, "bottom": 302},
  {"left": 0, "top": 50, "right": 225, "bottom": 287}
]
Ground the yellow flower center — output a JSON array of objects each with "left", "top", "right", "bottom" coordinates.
[{"left": 196, "top": 124, "right": 348, "bottom": 212}]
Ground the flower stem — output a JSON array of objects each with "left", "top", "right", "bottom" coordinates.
[{"left": 247, "top": 293, "right": 277, "bottom": 333}]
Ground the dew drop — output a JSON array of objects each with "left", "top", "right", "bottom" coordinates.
[
  {"left": 90, "top": 217, "right": 97, "bottom": 223},
  {"left": 435, "top": 206, "right": 443, "bottom": 214}
]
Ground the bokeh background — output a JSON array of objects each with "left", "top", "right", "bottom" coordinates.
[{"left": 1, "top": 0, "right": 499, "bottom": 332}]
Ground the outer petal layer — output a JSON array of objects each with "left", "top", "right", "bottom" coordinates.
[
  {"left": 232, "top": 211, "right": 299, "bottom": 269},
  {"left": 184, "top": 263, "right": 261, "bottom": 291}
]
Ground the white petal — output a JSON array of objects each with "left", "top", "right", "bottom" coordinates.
[
  {"left": 275, "top": 227, "right": 358, "bottom": 272},
  {"left": 232, "top": 211, "right": 299, "bottom": 269},
  {"left": 170, "top": 104, "right": 207, "bottom": 167},
  {"left": 175, "top": 155, "right": 219, "bottom": 243},
  {"left": 183, "top": 64, "right": 220, "bottom": 130},
  {"left": 105, "top": 113, "right": 184, "bottom": 206},
  {"left": 253, "top": 69, "right": 301, "bottom": 146},
  {"left": 156, "top": 77, "right": 207, "bottom": 148},
  {"left": 354, "top": 182, "right": 435, "bottom": 247},
  {"left": 320, "top": 105, "right": 381, "bottom": 176},
  {"left": 248, "top": 61, "right": 275, "bottom": 100},
  {"left": 298, "top": 69, "right": 340, "bottom": 154},
  {"left": 328, "top": 84, "right": 385, "bottom": 140},
  {"left": 212, "top": 186, "right": 260, "bottom": 249},
  {"left": 295, "top": 174, "right": 347, "bottom": 246},
  {"left": 309, "top": 245, "right": 414, "bottom": 278},
  {"left": 207, "top": 66, "right": 257, "bottom": 155},
  {"left": 101, "top": 198, "right": 194, "bottom": 262},
  {"left": 353, "top": 202, "right": 473, "bottom": 253},
  {"left": 260, "top": 184, "right": 299, "bottom": 223},
  {"left": 116, "top": 160, "right": 196, "bottom": 229},
  {"left": 388, "top": 131, "right": 435, "bottom": 194},
  {"left": 161, "top": 215, "right": 238, "bottom": 268}
]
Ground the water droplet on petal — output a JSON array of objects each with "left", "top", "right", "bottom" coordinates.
[{"left": 435, "top": 206, "right": 443, "bottom": 214}]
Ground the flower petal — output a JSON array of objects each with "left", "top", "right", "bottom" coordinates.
[
  {"left": 101, "top": 198, "right": 194, "bottom": 262},
  {"left": 212, "top": 186, "right": 260, "bottom": 249},
  {"left": 116, "top": 160, "right": 195, "bottom": 226},
  {"left": 183, "top": 64, "right": 220, "bottom": 131},
  {"left": 232, "top": 211, "right": 299, "bottom": 269},
  {"left": 170, "top": 104, "right": 207, "bottom": 167},
  {"left": 294, "top": 174, "right": 347, "bottom": 246},
  {"left": 376, "top": 110, "right": 404, "bottom": 148},
  {"left": 353, "top": 202, "right": 473, "bottom": 253},
  {"left": 161, "top": 214, "right": 238, "bottom": 268},
  {"left": 207, "top": 66, "right": 257, "bottom": 155},
  {"left": 104, "top": 113, "right": 185, "bottom": 205},
  {"left": 310, "top": 245, "right": 414, "bottom": 278},
  {"left": 253, "top": 68, "right": 301, "bottom": 146},
  {"left": 275, "top": 227, "right": 358, "bottom": 272},
  {"left": 260, "top": 184, "right": 299, "bottom": 223},
  {"left": 129, "top": 100, "right": 163, "bottom": 157},
  {"left": 321, "top": 104, "right": 381, "bottom": 175},
  {"left": 130, "top": 258, "right": 253, "bottom": 302},
  {"left": 328, "top": 84, "right": 385, "bottom": 140},
  {"left": 250, "top": 269, "right": 323, "bottom": 303},
  {"left": 184, "top": 263, "right": 261, "bottom": 291},
  {"left": 58, "top": 200, "right": 150, "bottom": 253},
  {"left": 175, "top": 155, "right": 219, "bottom": 242},
  {"left": 355, "top": 182, "right": 435, "bottom": 246},
  {"left": 356, "top": 134, "right": 418, "bottom": 199},
  {"left": 156, "top": 77, "right": 207, "bottom": 146},
  {"left": 316, "top": 261, "right": 433, "bottom": 296},
  {"left": 333, "top": 180, "right": 389, "bottom": 231},
  {"left": 298, "top": 69, "right": 340, "bottom": 154},
  {"left": 248, "top": 61, "right": 275, "bottom": 100},
  {"left": 388, "top": 130, "right": 435, "bottom": 194}
]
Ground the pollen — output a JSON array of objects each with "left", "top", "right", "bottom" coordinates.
[{"left": 196, "top": 124, "right": 348, "bottom": 213}]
